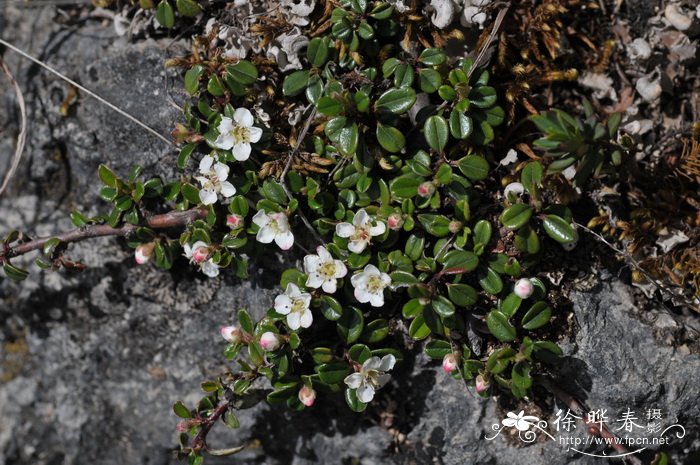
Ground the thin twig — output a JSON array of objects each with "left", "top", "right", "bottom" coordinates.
[
  {"left": 0, "top": 38, "right": 174, "bottom": 147},
  {"left": 468, "top": 6, "right": 509, "bottom": 80},
  {"left": 1, "top": 208, "right": 207, "bottom": 260},
  {"left": 0, "top": 58, "right": 27, "bottom": 197},
  {"left": 576, "top": 223, "right": 699, "bottom": 313}
]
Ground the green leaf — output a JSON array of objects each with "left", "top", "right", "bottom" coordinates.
[
  {"left": 177, "top": 144, "right": 195, "bottom": 170},
  {"left": 3, "top": 263, "right": 29, "bottom": 281},
  {"left": 486, "top": 310, "right": 516, "bottom": 342},
  {"left": 321, "top": 295, "right": 343, "bottom": 320},
  {"left": 417, "top": 214, "right": 451, "bottom": 237},
  {"left": 424, "top": 340, "right": 452, "bottom": 359},
  {"left": 376, "top": 123, "right": 405, "bottom": 153},
  {"left": 337, "top": 306, "right": 364, "bottom": 343},
  {"left": 369, "top": 1, "right": 393, "bottom": 19},
  {"left": 238, "top": 309, "right": 254, "bottom": 334},
  {"left": 402, "top": 298, "right": 424, "bottom": 319},
  {"left": 486, "top": 347, "right": 516, "bottom": 374},
  {"left": 173, "top": 401, "right": 191, "bottom": 419},
  {"left": 532, "top": 340, "right": 563, "bottom": 363},
  {"left": 184, "top": 65, "right": 204, "bottom": 96},
  {"left": 207, "top": 75, "right": 225, "bottom": 96},
  {"left": 389, "top": 175, "right": 421, "bottom": 199},
  {"left": 316, "top": 97, "right": 343, "bottom": 116},
  {"left": 361, "top": 319, "right": 389, "bottom": 343},
  {"left": 393, "top": 63, "right": 414, "bottom": 88},
  {"left": 262, "top": 179, "right": 288, "bottom": 204},
  {"left": 98, "top": 164, "right": 118, "bottom": 188},
  {"left": 469, "top": 86, "right": 497, "bottom": 108},
  {"left": 424, "top": 115, "right": 449, "bottom": 152},
  {"left": 607, "top": 112, "right": 622, "bottom": 138},
  {"left": 248, "top": 342, "right": 264, "bottom": 366},
  {"left": 521, "top": 301, "right": 552, "bottom": 330},
  {"left": 418, "top": 48, "right": 446, "bottom": 66},
  {"left": 447, "top": 283, "right": 478, "bottom": 307},
  {"left": 390, "top": 270, "right": 419, "bottom": 286},
  {"left": 520, "top": 161, "right": 543, "bottom": 194},
  {"left": 479, "top": 267, "right": 503, "bottom": 295},
  {"left": 318, "top": 362, "right": 351, "bottom": 385},
  {"left": 499, "top": 204, "right": 533, "bottom": 230},
  {"left": 325, "top": 117, "right": 358, "bottom": 156},
  {"left": 226, "top": 60, "right": 258, "bottom": 85},
  {"left": 473, "top": 220, "right": 492, "bottom": 245},
  {"left": 175, "top": 0, "right": 200, "bottom": 16},
  {"left": 181, "top": 183, "right": 200, "bottom": 204},
  {"left": 431, "top": 295, "right": 455, "bottom": 317},
  {"left": 307, "top": 37, "right": 329, "bottom": 67},
  {"left": 457, "top": 155, "right": 489, "bottom": 180},
  {"left": 282, "top": 70, "right": 310, "bottom": 96},
  {"left": 348, "top": 344, "right": 371, "bottom": 364},
  {"left": 409, "top": 314, "right": 431, "bottom": 340},
  {"left": 375, "top": 87, "right": 416, "bottom": 114},
  {"left": 449, "top": 111, "right": 473, "bottom": 140},
  {"left": 70, "top": 211, "right": 88, "bottom": 227},
  {"left": 419, "top": 68, "right": 442, "bottom": 93},
  {"left": 512, "top": 362, "right": 532, "bottom": 390},
  {"left": 541, "top": 215, "right": 578, "bottom": 244},
  {"left": 499, "top": 293, "right": 522, "bottom": 318},
  {"left": 155, "top": 0, "right": 175, "bottom": 28}
]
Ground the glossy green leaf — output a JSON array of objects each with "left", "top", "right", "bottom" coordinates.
[
  {"left": 175, "top": 0, "right": 201, "bottom": 16},
  {"left": 408, "top": 314, "right": 431, "bottom": 340},
  {"left": 424, "top": 115, "right": 449, "bottom": 152},
  {"left": 424, "top": 340, "right": 452, "bottom": 359},
  {"left": 521, "top": 301, "right": 552, "bottom": 330},
  {"left": 449, "top": 111, "right": 473, "bottom": 140},
  {"left": 446, "top": 283, "right": 478, "bottom": 307},
  {"left": 499, "top": 204, "right": 533, "bottom": 230},
  {"left": 318, "top": 362, "right": 351, "bottom": 385},
  {"left": 457, "top": 155, "right": 489, "bottom": 180},
  {"left": 486, "top": 310, "right": 516, "bottom": 342},
  {"left": 542, "top": 215, "right": 578, "bottom": 244},
  {"left": 155, "top": 0, "right": 175, "bottom": 28},
  {"left": 226, "top": 60, "right": 258, "bottom": 85},
  {"left": 376, "top": 123, "right": 406, "bottom": 153},
  {"left": 337, "top": 306, "right": 364, "bottom": 343},
  {"left": 282, "top": 70, "right": 310, "bottom": 96},
  {"left": 375, "top": 87, "right": 416, "bottom": 114}
]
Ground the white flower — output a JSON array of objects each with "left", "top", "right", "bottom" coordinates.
[
  {"left": 336, "top": 209, "right": 386, "bottom": 253},
  {"left": 252, "top": 210, "right": 294, "bottom": 250},
  {"left": 351, "top": 264, "right": 391, "bottom": 307},
  {"left": 274, "top": 283, "right": 312, "bottom": 330},
  {"left": 183, "top": 241, "right": 220, "bottom": 277},
  {"left": 304, "top": 246, "right": 348, "bottom": 293},
  {"left": 260, "top": 331, "right": 281, "bottom": 351},
  {"left": 213, "top": 108, "right": 263, "bottom": 161},
  {"left": 513, "top": 278, "right": 534, "bottom": 299},
  {"left": 502, "top": 410, "right": 540, "bottom": 432},
  {"left": 195, "top": 155, "right": 236, "bottom": 205},
  {"left": 344, "top": 354, "right": 396, "bottom": 403}
]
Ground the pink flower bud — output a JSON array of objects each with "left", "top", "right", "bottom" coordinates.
[
  {"left": 298, "top": 385, "right": 316, "bottom": 407},
  {"left": 475, "top": 374, "right": 490, "bottom": 393},
  {"left": 176, "top": 421, "right": 191, "bottom": 432},
  {"left": 442, "top": 353, "right": 459, "bottom": 373},
  {"left": 417, "top": 182, "right": 436, "bottom": 198},
  {"left": 387, "top": 213, "right": 404, "bottom": 231},
  {"left": 226, "top": 214, "right": 244, "bottom": 229},
  {"left": 513, "top": 278, "right": 534, "bottom": 299},
  {"left": 259, "top": 331, "right": 281, "bottom": 351},
  {"left": 220, "top": 325, "right": 241, "bottom": 343},
  {"left": 448, "top": 220, "right": 463, "bottom": 234},
  {"left": 134, "top": 243, "right": 155, "bottom": 265},
  {"left": 192, "top": 246, "right": 210, "bottom": 263}
]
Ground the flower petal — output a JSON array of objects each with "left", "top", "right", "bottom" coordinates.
[
  {"left": 335, "top": 222, "right": 355, "bottom": 238},
  {"left": 348, "top": 240, "right": 367, "bottom": 254},
  {"left": 201, "top": 260, "right": 220, "bottom": 277},
  {"left": 333, "top": 260, "right": 348, "bottom": 278},
  {"left": 285, "top": 283, "right": 301, "bottom": 297},
  {"left": 256, "top": 225, "right": 276, "bottom": 243},
  {"left": 379, "top": 354, "right": 396, "bottom": 372},
  {"left": 354, "top": 209, "right": 369, "bottom": 227},
  {"left": 275, "top": 231, "right": 295, "bottom": 250},
  {"left": 306, "top": 273, "right": 325, "bottom": 289},
  {"left": 248, "top": 126, "right": 263, "bottom": 143},
  {"left": 299, "top": 309, "right": 313, "bottom": 328},
  {"left": 303, "top": 254, "right": 322, "bottom": 273},
  {"left": 316, "top": 246, "right": 331, "bottom": 261},
  {"left": 363, "top": 356, "right": 381, "bottom": 371},
  {"left": 274, "top": 295, "right": 292, "bottom": 314},
  {"left": 370, "top": 221, "right": 386, "bottom": 236},
  {"left": 214, "top": 134, "right": 234, "bottom": 150},
  {"left": 213, "top": 162, "right": 229, "bottom": 181},
  {"left": 233, "top": 107, "right": 254, "bottom": 127},
  {"left": 220, "top": 181, "right": 237, "bottom": 198},
  {"left": 354, "top": 287, "right": 371, "bottom": 303},
  {"left": 252, "top": 210, "right": 269, "bottom": 227},
  {"left": 232, "top": 142, "right": 252, "bottom": 161},
  {"left": 286, "top": 311, "right": 302, "bottom": 330},
  {"left": 217, "top": 116, "right": 233, "bottom": 134},
  {"left": 199, "top": 155, "right": 214, "bottom": 173},
  {"left": 357, "top": 385, "right": 375, "bottom": 403},
  {"left": 344, "top": 373, "right": 363, "bottom": 389},
  {"left": 321, "top": 279, "right": 337, "bottom": 294},
  {"left": 368, "top": 292, "right": 385, "bottom": 307},
  {"left": 199, "top": 188, "right": 217, "bottom": 205},
  {"left": 376, "top": 373, "right": 391, "bottom": 388}
]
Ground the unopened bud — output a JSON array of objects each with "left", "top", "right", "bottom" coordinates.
[
  {"left": 503, "top": 182, "right": 525, "bottom": 199},
  {"left": 220, "top": 325, "right": 241, "bottom": 343},
  {"left": 259, "top": 331, "right": 281, "bottom": 351},
  {"left": 298, "top": 385, "right": 316, "bottom": 407},
  {"left": 387, "top": 213, "right": 404, "bottom": 231},
  {"left": 442, "top": 353, "right": 458, "bottom": 373},
  {"left": 135, "top": 242, "right": 156, "bottom": 265},
  {"left": 513, "top": 278, "right": 534, "bottom": 299},
  {"left": 448, "top": 220, "right": 463, "bottom": 234},
  {"left": 226, "top": 214, "right": 244, "bottom": 229},
  {"left": 475, "top": 374, "right": 490, "bottom": 393},
  {"left": 192, "top": 246, "right": 210, "bottom": 263},
  {"left": 417, "top": 182, "right": 436, "bottom": 198}
]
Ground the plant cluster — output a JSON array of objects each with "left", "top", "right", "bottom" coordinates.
[{"left": 0, "top": 0, "right": 647, "bottom": 463}]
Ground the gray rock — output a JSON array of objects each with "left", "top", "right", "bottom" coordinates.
[{"left": 1, "top": 4, "right": 699, "bottom": 465}]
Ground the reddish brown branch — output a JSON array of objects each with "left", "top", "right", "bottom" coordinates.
[{"left": 2, "top": 208, "right": 207, "bottom": 260}]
